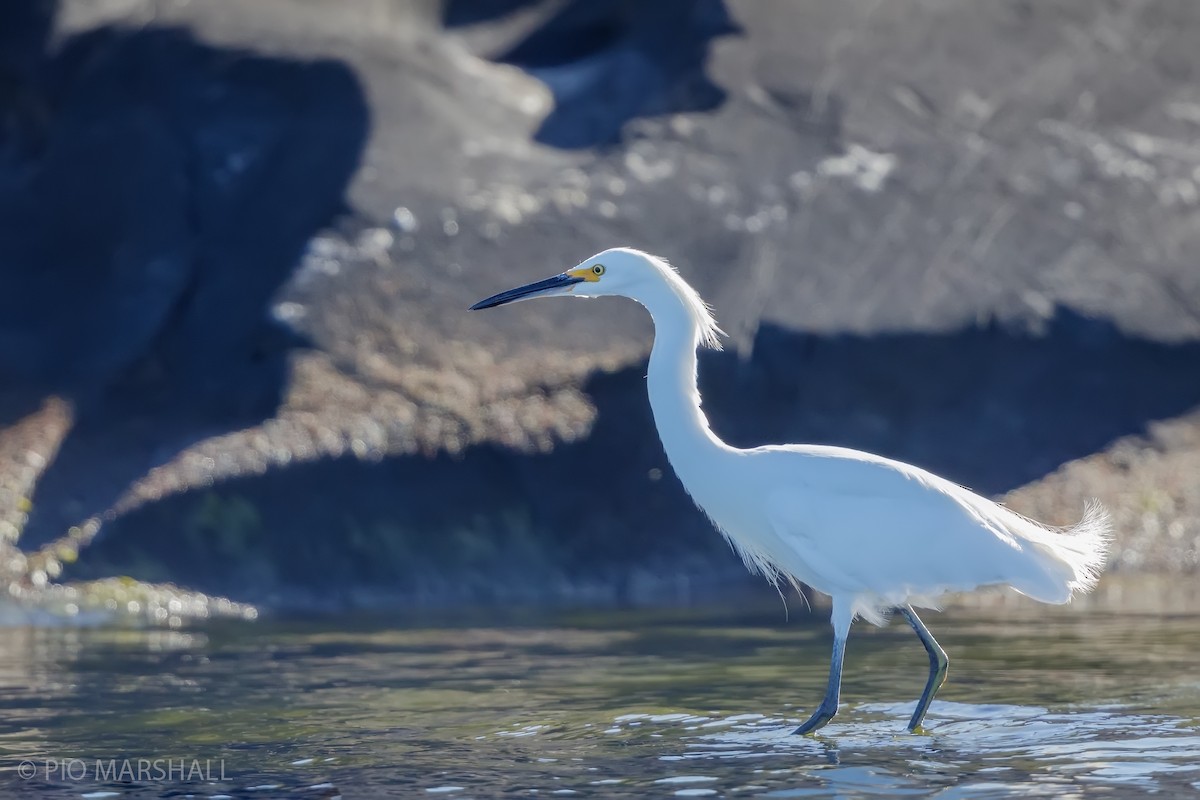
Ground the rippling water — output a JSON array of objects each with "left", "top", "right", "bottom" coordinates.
[{"left": 0, "top": 601, "right": 1197, "bottom": 798}]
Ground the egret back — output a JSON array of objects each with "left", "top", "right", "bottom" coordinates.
[{"left": 743, "top": 445, "right": 1111, "bottom": 623}]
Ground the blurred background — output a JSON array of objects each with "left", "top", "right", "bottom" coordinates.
[
  {"left": 1, "top": 0, "right": 1199, "bottom": 619},
  {"left": 2, "top": 2, "right": 1200, "bottom": 797}
]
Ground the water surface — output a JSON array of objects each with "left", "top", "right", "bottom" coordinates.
[{"left": 0, "top": 603, "right": 1197, "bottom": 798}]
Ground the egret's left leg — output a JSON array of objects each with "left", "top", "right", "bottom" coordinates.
[
  {"left": 793, "top": 597, "right": 853, "bottom": 735},
  {"left": 900, "top": 605, "right": 949, "bottom": 732}
]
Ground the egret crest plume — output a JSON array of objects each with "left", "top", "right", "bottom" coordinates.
[{"left": 631, "top": 249, "right": 725, "bottom": 351}]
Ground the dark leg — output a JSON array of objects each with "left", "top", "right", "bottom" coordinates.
[
  {"left": 899, "top": 605, "right": 949, "bottom": 732},
  {"left": 793, "top": 597, "right": 853, "bottom": 735},
  {"left": 792, "top": 633, "right": 845, "bottom": 734}
]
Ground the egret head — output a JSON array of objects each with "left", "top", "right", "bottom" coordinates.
[
  {"left": 469, "top": 247, "right": 723, "bottom": 348},
  {"left": 468, "top": 247, "right": 652, "bottom": 308}
]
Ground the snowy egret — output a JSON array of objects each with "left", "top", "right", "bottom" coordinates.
[{"left": 470, "top": 247, "right": 1111, "bottom": 734}]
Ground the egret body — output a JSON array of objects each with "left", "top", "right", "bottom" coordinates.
[{"left": 470, "top": 247, "right": 1111, "bottom": 733}]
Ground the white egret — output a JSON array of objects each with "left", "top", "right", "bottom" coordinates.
[{"left": 470, "top": 247, "right": 1111, "bottom": 733}]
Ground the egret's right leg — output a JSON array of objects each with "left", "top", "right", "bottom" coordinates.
[
  {"left": 900, "top": 605, "right": 949, "bottom": 732},
  {"left": 792, "top": 597, "right": 853, "bottom": 735}
]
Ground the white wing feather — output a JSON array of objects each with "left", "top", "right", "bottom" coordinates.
[{"left": 755, "top": 445, "right": 1110, "bottom": 624}]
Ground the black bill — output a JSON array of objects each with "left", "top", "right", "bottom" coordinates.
[{"left": 469, "top": 273, "right": 584, "bottom": 310}]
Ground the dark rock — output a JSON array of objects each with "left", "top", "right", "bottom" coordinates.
[
  {"left": 0, "top": 0, "right": 55, "bottom": 163},
  {"left": 2, "top": 21, "right": 368, "bottom": 544}
]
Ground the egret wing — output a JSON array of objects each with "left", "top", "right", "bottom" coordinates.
[{"left": 760, "top": 447, "right": 1023, "bottom": 602}]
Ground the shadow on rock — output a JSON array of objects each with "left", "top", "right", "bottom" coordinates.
[
  {"left": 71, "top": 308, "right": 1200, "bottom": 609},
  {"left": 0, "top": 0, "right": 55, "bottom": 164},
  {"left": 0, "top": 22, "right": 369, "bottom": 545},
  {"left": 444, "top": 0, "right": 738, "bottom": 148}
]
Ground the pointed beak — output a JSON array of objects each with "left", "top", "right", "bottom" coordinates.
[{"left": 469, "top": 272, "right": 584, "bottom": 310}]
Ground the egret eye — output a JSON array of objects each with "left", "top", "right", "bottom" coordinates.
[{"left": 592, "top": 264, "right": 605, "bottom": 276}]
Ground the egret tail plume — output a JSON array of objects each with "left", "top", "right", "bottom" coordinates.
[
  {"left": 994, "top": 500, "right": 1112, "bottom": 602},
  {"left": 1066, "top": 500, "right": 1114, "bottom": 593}
]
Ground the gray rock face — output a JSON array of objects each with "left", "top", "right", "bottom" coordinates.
[
  {"left": 446, "top": 0, "right": 737, "bottom": 148},
  {"left": 2, "top": 0, "right": 1198, "bottom": 610}
]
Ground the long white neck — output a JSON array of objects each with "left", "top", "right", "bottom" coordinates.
[{"left": 638, "top": 282, "right": 735, "bottom": 492}]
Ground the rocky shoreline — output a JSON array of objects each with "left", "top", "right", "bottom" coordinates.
[{"left": 1, "top": 0, "right": 1197, "bottom": 619}]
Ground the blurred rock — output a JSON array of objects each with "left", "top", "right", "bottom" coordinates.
[
  {"left": 0, "top": 13, "right": 369, "bottom": 551},
  {"left": 1, "top": 0, "right": 1198, "bottom": 611},
  {"left": 446, "top": 0, "right": 738, "bottom": 147}
]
